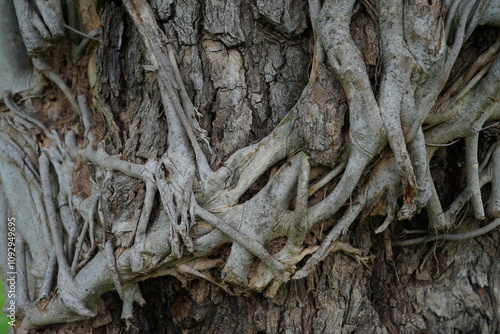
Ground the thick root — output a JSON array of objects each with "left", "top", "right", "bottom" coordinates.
[
  {"left": 465, "top": 133, "right": 486, "bottom": 219},
  {"left": 487, "top": 144, "right": 500, "bottom": 217}
]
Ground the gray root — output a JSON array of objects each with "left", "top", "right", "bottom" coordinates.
[
  {"left": 40, "top": 153, "right": 95, "bottom": 317},
  {"left": 3, "top": 0, "right": 500, "bottom": 329}
]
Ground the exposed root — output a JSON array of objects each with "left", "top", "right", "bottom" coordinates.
[
  {"left": 58, "top": 194, "right": 78, "bottom": 259},
  {"left": 374, "top": 184, "right": 397, "bottom": 234},
  {"left": 377, "top": 0, "right": 418, "bottom": 219},
  {"left": 487, "top": 144, "right": 500, "bottom": 217},
  {"left": 308, "top": 161, "right": 345, "bottom": 197},
  {"left": 80, "top": 144, "right": 144, "bottom": 179},
  {"left": 39, "top": 249, "right": 57, "bottom": 299},
  {"left": 77, "top": 95, "right": 93, "bottom": 141},
  {"left": 32, "top": 58, "right": 82, "bottom": 117},
  {"left": 221, "top": 244, "right": 254, "bottom": 286},
  {"left": 408, "top": 128, "right": 432, "bottom": 208},
  {"left": 434, "top": 35, "right": 500, "bottom": 120},
  {"left": 72, "top": 192, "right": 98, "bottom": 272},
  {"left": 3, "top": 91, "right": 48, "bottom": 133},
  {"left": 306, "top": 150, "right": 371, "bottom": 225},
  {"left": 166, "top": 43, "right": 212, "bottom": 156},
  {"left": 0, "top": 133, "right": 41, "bottom": 188},
  {"left": 120, "top": 284, "right": 146, "bottom": 325},
  {"left": 156, "top": 155, "right": 195, "bottom": 255},
  {"left": 64, "top": 24, "right": 101, "bottom": 42},
  {"left": 176, "top": 263, "right": 233, "bottom": 295},
  {"left": 155, "top": 162, "right": 183, "bottom": 258},
  {"left": 12, "top": 0, "right": 45, "bottom": 54},
  {"left": 297, "top": 199, "right": 362, "bottom": 280},
  {"left": 426, "top": 169, "right": 450, "bottom": 231},
  {"left": 106, "top": 239, "right": 124, "bottom": 299},
  {"left": 131, "top": 163, "right": 158, "bottom": 273},
  {"left": 249, "top": 245, "right": 319, "bottom": 295},
  {"left": 394, "top": 218, "right": 500, "bottom": 246},
  {"left": 465, "top": 133, "right": 485, "bottom": 219},
  {"left": 16, "top": 236, "right": 30, "bottom": 306},
  {"left": 204, "top": 108, "right": 302, "bottom": 208},
  {"left": 3, "top": 0, "right": 500, "bottom": 329},
  {"left": 443, "top": 1, "right": 476, "bottom": 77},
  {"left": 310, "top": 0, "right": 425, "bottom": 226},
  {"left": 446, "top": 166, "right": 492, "bottom": 223},
  {"left": 39, "top": 153, "right": 70, "bottom": 272},
  {"left": 40, "top": 153, "right": 94, "bottom": 317},
  {"left": 296, "top": 158, "right": 399, "bottom": 279},
  {"left": 33, "top": 0, "right": 63, "bottom": 38},
  {"left": 463, "top": 0, "right": 492, "bottom": 41},
  {"left": 123, "top": 0, "right": 212, "bottom": 182},
  {"left": 287, "top": 152, "right": 310, "bottom": 254},
  {"left": 194, "top": 204, "right": 292, "bottom": 282}
]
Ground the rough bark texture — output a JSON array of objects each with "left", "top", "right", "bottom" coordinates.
[{"left": 0, "top": 0, "right": 499, "bottom": 333}]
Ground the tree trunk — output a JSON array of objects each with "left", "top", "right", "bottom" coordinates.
[{"left": 1, "top": 0, "right": 500, "bottom": 333}]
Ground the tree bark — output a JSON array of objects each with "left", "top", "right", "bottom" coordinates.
[{"left": 1, "top": 0, "right": 499, "bottom": 333}]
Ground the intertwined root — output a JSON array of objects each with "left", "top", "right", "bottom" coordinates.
[{"left": 0, "top": 0, "right": 499, "bottom": 329}]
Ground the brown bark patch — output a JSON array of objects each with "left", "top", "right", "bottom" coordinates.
[
  {"left": 31, "top": 90, "right": 77, "bottom": 131},
  {"left": 76, "top": 0, "right": 101, "bottom": 33},
  {"left": 47, "top": 41, "right": 94, "bottom": 98},
  {"left": 72, "top": 155, "right": 92, "bottom": 199},
  {"left": 29, "top": 38, "right": 96, "bottom": 136},
  {"left": 265, "top": 237, "right": 287, "bottom": 254},
  {"left": 170, "top": 294, "right": 191, "bottom": 326}
]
